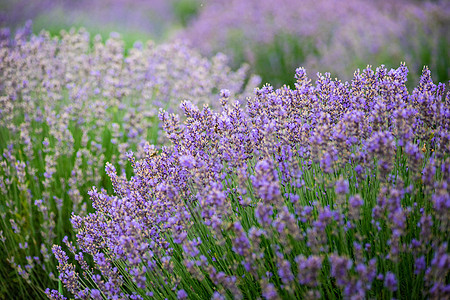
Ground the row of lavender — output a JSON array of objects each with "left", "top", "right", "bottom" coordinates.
[
  {"left": 0, "top": 27, "right": 259, "bottom": 298},
  {"left": 48, "top": 64, "right": 450, "bottom": 299},
  {"left": 181, "top": 0, "right": 450, "bottom": 87},
  {"left": 1, "top": 0, "right": 199, "bottom": 43},
  {"left": 3, "top": 0, "right": 449, "bottom": 89}
]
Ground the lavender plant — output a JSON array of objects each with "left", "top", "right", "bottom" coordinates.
[
  {"left": 0, "top": 25, "right": 259, "bottom": 299},
  {"left": 181, "top": 0, "right": 449, "bottom": 88},
  {"left": 50, "top": 64, "right": 449, "bottom": 299}
]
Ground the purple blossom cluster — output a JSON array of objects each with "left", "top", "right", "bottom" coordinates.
[
  {"left": 0, "top": 25, "right": 258, "bottom": 297},
  {"left": 181, "top": 0, "right": 449, "bottom": 85},
  {"left": 52, "top": 64, "right": 449, "bottom": 299}
]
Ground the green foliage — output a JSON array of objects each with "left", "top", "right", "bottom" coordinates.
[{"left": 172, "top": 0, "right": 202, "bottom": 27}]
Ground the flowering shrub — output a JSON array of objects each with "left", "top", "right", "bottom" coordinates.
[
  {"left": 181, "top": 0, "right": 449, "bottom": 87},
  {"left": 50, "top": 65, "right": 449, "bottom": 299},
  {"left": 0, "top": 25, "right": 258, "bottom": 298}
]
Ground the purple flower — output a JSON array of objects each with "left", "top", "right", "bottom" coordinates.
[
  {"left": 329, "top": 254, "right": 352, "bottom": 286},
  {"left": 384, "top": 272, "right": 397, "bottom": 292},
  {"left": 251, "top": 159, "right": 281, "bottom": 204},
  {"left": 261, "top": 281, "right": 278, "bottom": 300},
  {"left": 349, "top": 194, "right": 363, "bottom": 208},
  {"left": 231, "top": 222, "right": 251, "bottom": 256},
  {"left": 254, "top": 202, "right": 273, "bottom": 226},
  {"left": 335, "top": 177, "right": 350, "bottom": 195},
  {"left": 179, "top": 155, "right": 196, "bottom": 169},
  {"left": 182, "top": 237, "right": 202, "bottom": 257},
  {"left": 45, "top": 289, "right": 67, "bottom": 300},
  {"left": 211, "top": 291, "right": 225, "bottom": 300},
  {"left": 295, "top": 255, "right": 323, "bottom": 287},
  {"left": 89, "top": 289, "right": 102, "bottom": 300},
  {"left": 177, "top": 289, "right": 188, "bottom": 299},
  {"left": 277, "top": 258, "right": 294, "bottom": 285},
  {"left": 220, "top": 89, "right": 230, "bottom": 98},
  {"left": 415, "top": 256, "right": 426, "bottom": 274},
  {"left": 348, "top": 194, "right": 364, "bottom": 221}
]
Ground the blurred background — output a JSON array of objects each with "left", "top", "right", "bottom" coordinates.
[
  {"left": 1, "top": 0, "right": 449, "bottom": 88},
  {"left": 0, "top": 0, "right": 196, "bottom": 46}
]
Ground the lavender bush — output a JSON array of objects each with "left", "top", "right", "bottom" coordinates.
[
  {"left": 181, "top": 0, "right": 449, "bottom": 88},
  {"left": 0, "top": 25, "right": 258, "bottom": 299},
  {"left": 50, "top": 64, "right": 449, "bottom": 299}
]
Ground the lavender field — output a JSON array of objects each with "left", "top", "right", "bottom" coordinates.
[{"left": 0, "top": 1, "right": 449, "bottom": 299}]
